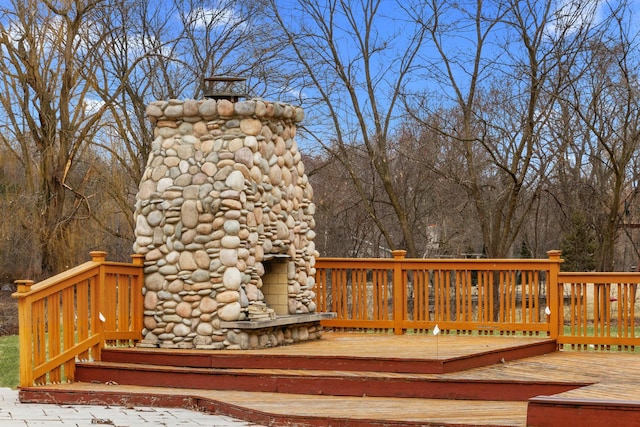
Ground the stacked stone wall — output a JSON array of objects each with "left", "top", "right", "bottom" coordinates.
[{"left": 134, "top": 98, "right": 320, "bottom": 349}]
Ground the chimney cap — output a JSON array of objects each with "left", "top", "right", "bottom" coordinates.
[{"left": 204, "top": 76, "right": 247, "bottom": 102}]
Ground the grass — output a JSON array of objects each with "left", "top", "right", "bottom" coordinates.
[{"left": 0, "top": 335, "right": 19, "bottom": 388}]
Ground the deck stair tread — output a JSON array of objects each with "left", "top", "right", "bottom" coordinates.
[
  {"left": 98, "top": 335, "right": 558, "bottom": 374},
  {"left": 75, "top": 359, "right": 588, "bottom": 401},
  {"left": 533, "top": 381, "right": 640, "bottom": 402},
  {"left": 80, "top": 359, "right": 591, "bottom": 382},
  {"left": 20, "top": 382, "right": 531, "bottom": 427}
]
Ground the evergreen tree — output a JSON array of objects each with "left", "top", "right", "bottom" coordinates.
[{"left": 560, "top": 213, "right": 597, "bottom": 271}]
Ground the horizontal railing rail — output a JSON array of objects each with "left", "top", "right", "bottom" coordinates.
[{"left": 12, "top": 252, "right": 144, "bottom": 387}]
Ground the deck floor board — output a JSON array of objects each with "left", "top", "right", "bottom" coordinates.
[{"left": 185, "top": 332, "right": 553, "bottom": 359}]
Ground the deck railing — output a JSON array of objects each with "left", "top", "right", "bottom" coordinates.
[
  {"left": 12, "top": 249, "right": 640, "bottom": 387},
  {"left": 316, "top": 250, "right": 561, "bottom": 337},
  {"left": 12, "top": 251, "right": 144, "bottom": 387},
  {"left": 557, "top": 272, "right": 639, "bottom": 350},
  {"left": 316, "top": 251, "right": 640, "bottom": 349}
]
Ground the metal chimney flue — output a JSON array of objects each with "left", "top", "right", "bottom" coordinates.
[{"left": 203, "top": 76, "right": 247, "bottom": 102}]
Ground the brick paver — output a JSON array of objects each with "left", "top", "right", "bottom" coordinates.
[{"left": 0, "top": 388, "right": 263, "bottom": 427}]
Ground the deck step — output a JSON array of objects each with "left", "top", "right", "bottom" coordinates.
[
  {"left": 527, "top": 382, "right": 640, "bottom": 427},
  {"left": 75, "top": 338, "right": 566, "bottom": 402},
  {"left": 75, "top": 360, "right": 586, "bottom": 401},
  {"left": 99, "top": 338, "right": 557, "bottom": 374},
  {"left": 527, "top": 395, "right": 640, "bottom": 427},
  {"left": 19, "top": 383, "right": 532, "bottom": 427}
]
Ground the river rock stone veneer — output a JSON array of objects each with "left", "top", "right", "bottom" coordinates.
[{"left": 134, "top": 98, "right": 322, "bottom": 349}]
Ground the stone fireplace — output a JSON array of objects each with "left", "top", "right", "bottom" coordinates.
[{"left": 133, "top": 94, "right": 330, "bottom": 349}]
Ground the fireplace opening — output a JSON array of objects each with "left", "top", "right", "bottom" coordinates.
[{"left": 261, "top": 255, "right": 290, "bottom": 316}]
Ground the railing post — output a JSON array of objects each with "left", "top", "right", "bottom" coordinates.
[
  {"left": 131, "top": 254, "right": 145, "bottom": 339},
  {"left": 392, "top": 250, "right": 407, "bottom": 335},
  {"left": 546, "top": 250, "right": 562, "bottom": 340},
  {"left": 90, "top": 251, "right": 107, "bottom": 263},
  {"left": 13, "top": 280, "right": 34, "bottom": 387},
  {"left": 91, "top": 251, "right": 107, "bottom": 360}
]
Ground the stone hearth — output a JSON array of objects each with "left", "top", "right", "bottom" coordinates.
[{"left": 133, "top": 97, "right": 325, "bottom": 349}]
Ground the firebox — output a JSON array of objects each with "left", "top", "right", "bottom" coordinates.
[{"left": 261, "top": 256, "right": 290, "bottom": 316}]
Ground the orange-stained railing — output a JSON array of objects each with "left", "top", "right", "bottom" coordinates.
[
  {"left": 12, "top": 251, "right": 144, "bottom": 387},
  {"left": 316, "top": 250, "right": 563, "bottom": 337},
  {"left": 13, "top": 249, "right": 640, "bottom": 387},
  {"left": 316, "top": 251, "right": 640, "bottom": 349},
  {"left": 556, "top": 272, "right": 640, "bottom": 350}
]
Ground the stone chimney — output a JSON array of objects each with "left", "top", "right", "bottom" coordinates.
[{"left": 134, "top": 96, "right": 325, "bottom": 349}]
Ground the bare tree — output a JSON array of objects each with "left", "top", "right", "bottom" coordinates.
[
  {"left": 307, "top": 152, "right": 390, "bottom": 257},
  {"left": 0, "top": 0, "right": 288, "bottom": 277},
  {"left": 396, "top": 117, "right": 483, "bottom": 257},
  {"left": 0, "top": 0, "right": 115, "bottom": 277},
  {"left": 268, "top": 0, "right": 429, "bottom": 257},
  {"left": 554, "top": 3, "right": 640, "bottom": 270},
  {"left": 405, "top": 0, "right": 599, "bottom": 258}
]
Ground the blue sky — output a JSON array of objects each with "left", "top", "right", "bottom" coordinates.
[{"left": 0, "top": 0, "right": 639, "bottom": 152}]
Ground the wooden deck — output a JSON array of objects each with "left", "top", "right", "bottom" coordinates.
[{"left": 18, "top": 332, "right": 640, "bottom": 427}]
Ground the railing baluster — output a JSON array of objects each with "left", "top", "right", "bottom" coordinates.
[
  {"left": 62, "top": 286, "right": 75, "bottom": 381},
  {"left": 77, "top": 279, "right": 90, "bottom": 361},
  {"left": 445, "top": 270, "right": 451, "bottom": 324},
  {"left": 34, "top": 299, "right": 46, "bottom": 385},
  {"left": 619, "top": 283, "right": 625, "bottom": 339},
  {"left": 47, "top": 293, "right": 61, "bottom": 383},
  {"left": 391, "top": 250, "right": 406, "bottom": 334},
  {"left": 479, "top": 270, "right": 487, "bottom": 324}
]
